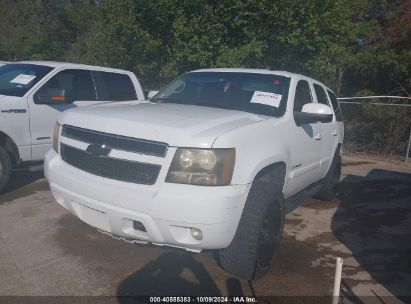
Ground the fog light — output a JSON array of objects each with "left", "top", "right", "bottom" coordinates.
[
  {"left": 133, "top": 221, "right": 147, "bottom": 232},
  {"left": 190, "top": 227, "right": 203, "bottom": 240}
]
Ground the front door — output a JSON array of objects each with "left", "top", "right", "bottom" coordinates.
[
  {"left": 28, "top": 69, "right": 100, "bottom": 160},
  {"left": 286, "top": 80, "right": 323, "bottom": 196}
]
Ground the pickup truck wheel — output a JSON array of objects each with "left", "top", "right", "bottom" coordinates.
[
  {"left": 315, "top": 150, "right": 341, "bottom": 201},
  {"left": 0, "top": 146, "right": 12, "bottom": 193},
  {"left": 216, "top": 177, "right": 285, "bottom": 280}
]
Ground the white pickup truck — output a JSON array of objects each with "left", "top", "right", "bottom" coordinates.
[
  {"left": 45, "top": 68, "right": 344, "bottom": 280},
  {"left": 0, "top": 61, "right": 144, "bottom": 192}
]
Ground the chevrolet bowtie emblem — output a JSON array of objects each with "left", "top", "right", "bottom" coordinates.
[{"left": 86, "top": 143, "right": 111, "bottom": 157}]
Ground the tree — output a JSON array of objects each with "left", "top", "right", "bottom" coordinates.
[{"left": 0, "top": 0, "right": 409, "bottom": 95}]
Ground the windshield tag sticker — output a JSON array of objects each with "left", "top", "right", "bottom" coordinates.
[
  {"left": 10, "top": 74, "right": 36, "bottom": 85},
  {"left": 250, "top": 91, "right": 282, "bottom": 107}
]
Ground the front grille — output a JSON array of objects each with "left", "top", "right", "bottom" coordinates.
[
  {"left": 62, "top": 125, "right": 168, "bottom": 157},
  {"left": 61, "top": 144, "right": 161, "bottom": 185}
]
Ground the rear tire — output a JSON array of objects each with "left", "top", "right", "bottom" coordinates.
[
  {"left": 216, "top": 174, "right": 285, "bottom": 280},
  {"left": 315, "top": 149, "right": 341, "bottom": 201},
  {"left": 0, "top": 146, "right": 12, "bottom": 193}
]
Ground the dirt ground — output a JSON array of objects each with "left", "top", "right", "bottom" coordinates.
[{"left": 0, "top": 155, "right": 410, "bottom": 304}]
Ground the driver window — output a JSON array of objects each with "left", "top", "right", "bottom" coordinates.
[
  {"left": 293, "top": 80, "right": 312, "bottom": 112},
  {"left": 36, "top": 69, "right": 96, "bottom": 103}
]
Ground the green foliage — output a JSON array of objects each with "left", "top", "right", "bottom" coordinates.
[{"left": 0, "top": 0, "right": 409, "bottom": 94}]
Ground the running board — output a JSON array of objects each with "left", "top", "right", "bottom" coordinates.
[
  {"left": 284, "top": 181, "right": 323, "bottom": 214},
  {"left": 28, "top": 164, "right": 44, "bottom": 172},
  {"left": 13, "top": 161, "right": 44, "bottom": 172}
]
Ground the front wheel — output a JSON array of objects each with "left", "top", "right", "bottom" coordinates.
[
  {"left": 216, "top": 177, "right": 285, "bottom": 280},
  {"left": 0, "top": 146, "right": 12, "bottom": 193}
]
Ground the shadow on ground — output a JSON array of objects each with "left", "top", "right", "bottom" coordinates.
[
  {"left": 51, "top": 214, "right": 246, "bottom": 300},
  {"left": 117, "top": 251, "right": 223, "bottom": 300},
  {"left": 333, "top": 169, "right": 411, "bottom": 302},
  {"left": 0, "top": 171, "right": 45, "bottom": 204}
]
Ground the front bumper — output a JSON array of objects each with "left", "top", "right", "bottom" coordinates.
[{"left": 44, "top": 150, "right": 250, "bottom": 251}]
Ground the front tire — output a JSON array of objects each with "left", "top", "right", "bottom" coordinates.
[
  {"left": 0, "top": 146, "right": 12, "bottom": 193},
  {"left": 216, "top": 176, "right": 285, "bottom": 280}
]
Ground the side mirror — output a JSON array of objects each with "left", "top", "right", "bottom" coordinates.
[
  {"left": 294, "top": 103, "right": 333, "bottom": 125},
  {"left": 36, "top": 88, "right": 67, "bottom": 104},
  {"left": 147, "top": 90, "right": 159, "bottom": 100}
]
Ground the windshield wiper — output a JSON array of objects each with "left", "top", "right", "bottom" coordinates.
[
  {"left": 196, "top": 102, "right": 238, "bottom": 111},
  {"left": 149, "top": 97, "right": 167, "bottom": 102},
  {"left": 150, "top": 98, "right": 239, "bottom": 110},
  {"left": 150, "top": 97, "right": 187, "bottom": 105}
]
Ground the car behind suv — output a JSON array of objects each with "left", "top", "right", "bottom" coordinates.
[
  {"left": 0, "top": 61, "right": 144, "bottom": 192},
  {"left": 45, "top": 68, "right": 344, "bottom": 279}
]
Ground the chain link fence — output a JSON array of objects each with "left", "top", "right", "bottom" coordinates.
[{"left": 339, "top": 98, "right": 411, "bottom": 161}]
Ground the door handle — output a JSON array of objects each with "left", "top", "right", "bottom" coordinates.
[
  {"left": 331, "top": 130, "right": 338, "bottom": 136},
  {"left": 314, "top": 133, "right": 322, "bottom": 140}
]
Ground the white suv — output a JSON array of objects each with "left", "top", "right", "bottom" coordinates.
[{"left": 45, "top": 68, "right": 344, "bottom": 280}]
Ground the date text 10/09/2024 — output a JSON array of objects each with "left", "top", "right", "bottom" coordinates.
[{"left": 149, "top": 296, "right": 257, "bottom": 303}]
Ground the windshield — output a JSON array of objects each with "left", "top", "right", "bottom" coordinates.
[
  {"left": 151, "top": 72, "right": 290, "bottom": 117},
  {"left": 0, "top": 64, "right": 53, "bottom": 97}
]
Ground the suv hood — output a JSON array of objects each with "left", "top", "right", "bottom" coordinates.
[{"left": 60, "top": 102, "right": 270, "bottom": 147}]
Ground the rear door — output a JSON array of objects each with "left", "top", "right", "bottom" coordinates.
[
  {"left": 313, "top": 83, "right": 339, "bottom": 177},
  {"left": 327, "top": 89, "right": 344, "bottom": 147}
]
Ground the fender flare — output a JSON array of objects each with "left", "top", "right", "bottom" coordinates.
[{"left": 254, "top": 161, "right": 287, "bottom": 192}]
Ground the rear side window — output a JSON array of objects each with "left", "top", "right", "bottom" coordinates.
[
  {"left": 327, "top": 90, "right": 343, "bottom": 122},
  {"left": 313, "top": 84, "right": 329, "bottom": 105},
  {"left": 293, "top": 80, "right": 312, "bottom": 112},
  {"left": 93, "top": 71, "right": 137, "bottom": 101}
]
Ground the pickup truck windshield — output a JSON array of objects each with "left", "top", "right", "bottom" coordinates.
[
  {"left": 151, "top": 72, "right": 290, "bottom": 117},
  {"left": 0, "top": 64, "right": 53, "bottom": 97},
  {"left": 150, "top": 72, "right": 290, "bottom": 116}
]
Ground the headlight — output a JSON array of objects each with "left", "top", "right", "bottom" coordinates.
[
  {"left": 166, "top": 148, "right": 235, "bottom": 186},
  {"left": 52, "top": 122, "right": 61, "bottom": 152}
]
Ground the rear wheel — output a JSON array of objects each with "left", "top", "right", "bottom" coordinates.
[
  {"left": 0, "top": 146, "right": 12, "bottom": 193},
  {"left": 315, "top": 149, "right": 341, "bottom": 201},
  {"left": 216, "top": 174, "right": 285, "bottom": 280}
]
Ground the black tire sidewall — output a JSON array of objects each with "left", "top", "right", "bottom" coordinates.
[
  {"left": 217, "top": 178, "right": 285, "bottom": 280},
  {"left": 0, "top": 146, "right": 12, "bottom": 193},
  {"left": 254, "top": 189, "right": 284, "bottom": 278},
  {"left": 316, "top": 150, "right": 341, "bottom": 201},
  {"left": 327, "top": 152, "right": 341, "bottom": 193}
]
